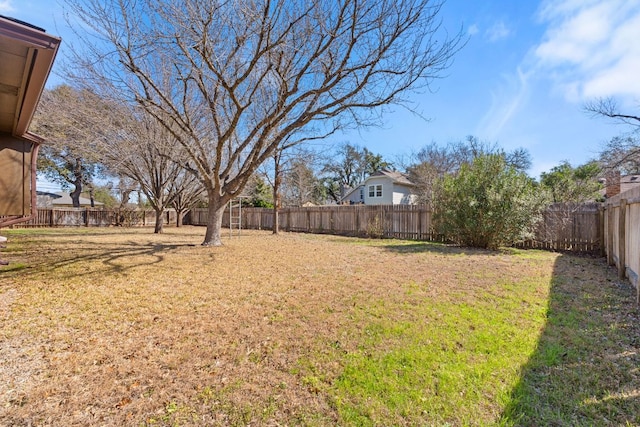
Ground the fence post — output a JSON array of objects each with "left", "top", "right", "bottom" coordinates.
[
  {"left": 598, "top": 206, "right": 605, "bottom": 258},
  {"left": 286, "top": 208, "right": 291, "bottom": 232},
  {"left": 607, "top": 206, "right": 615, "bottom": 266},
  {"left": 330, "top": 208, "right": 334, "bottom": 232},
  {"left": 618, "top": 199, "right": 627, "bottom": 280},
  {"left": 417, "top": 206, "right": 422, "bottom": 240},
  {"left": 355, "top": 207, "right": 360, "bottom": 236}
]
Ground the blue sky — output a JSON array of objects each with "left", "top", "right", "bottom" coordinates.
[{"left": 4, "top": 0, "right": 640, "bottom": 185}]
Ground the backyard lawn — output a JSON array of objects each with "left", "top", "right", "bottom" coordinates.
[{"left": 1, "top": 227, "right": 638, "bottom": 426}]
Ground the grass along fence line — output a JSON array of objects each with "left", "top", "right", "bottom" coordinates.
[
  {"left": 4, "top": 203, "right": 602, "bottom": 253},
  {"left": 0, "top": 227, "right": 638, "bottom": 425},
  {"left": 190, "top": 203, "right": 602, "bottom": 253}
]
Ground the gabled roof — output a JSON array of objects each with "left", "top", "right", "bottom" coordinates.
[
  {"left": 367, "top": 169, "right": 416, "bottom": 186},
  {"left": 37, "top": 191, "right": 104, "bottom": 207},
  {"left": 340, "top": 184, "right": 364, "bottom": 202},
  {"left": 0, "top": 15, "right": 61, "bottom": 140}
]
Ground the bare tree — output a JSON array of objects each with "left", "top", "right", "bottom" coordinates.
[
  {"left": 263, "top": 136, "right": 304, "bottom": 234},
  {"left": 586, "top": 98, "right": 640, "bottom": 173},
  {"left": 599, "top": 135, "right": 640, "bottom": 174},
  {"left": 113, "top": 177, "right": 141, "bottom": 227},
  {"left": 282, "top": 157, "right": 325, "bottom": 207},
  {"left": 64, "top": 0, "right": 463, "bottom": 245},
  {"left": 37, "top": 86, "right": 194, "bottom": 233},
  {"left": 262, "top": 143, "right": 324, "bottom": 233},
  {"left": 99, "top": 109, "right": 188, "bottom": 234},
  {"left": 169, "top": 170, "right": 205, "bottom": 227}
]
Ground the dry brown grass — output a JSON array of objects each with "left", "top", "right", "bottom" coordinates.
[{"left": 0, "top": 226, "right": 637, "bottom": 426}]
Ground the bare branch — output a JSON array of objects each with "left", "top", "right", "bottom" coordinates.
[{"left": 585, "top": 97, "right": 640, "bottom": 126}]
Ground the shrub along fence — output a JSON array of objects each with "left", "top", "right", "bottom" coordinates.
[
  {"left": 603, "top": 186, "right": 640, "bottom": 304},
  {"left": 188, "top": 203, "right": 602, "bottom": 254}
]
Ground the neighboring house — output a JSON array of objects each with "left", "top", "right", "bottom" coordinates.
[
  {"left": 341, "top": 184, "right": 365, "bottom": 205},
  {"left": 37, "top": 191, "right": 103, "bottom": 208},
  {"left": 601, "top": 172, "right": 640, "bottom": 199},
  {"left": 621, "top": 175, "right": 640, "bottom": 194},
  {"left": 340, "top": 170, "right": 417, "bottom": 205}
]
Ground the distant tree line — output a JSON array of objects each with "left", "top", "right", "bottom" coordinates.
[{"left": 37, "top": 80, "right": 640, "bottom": 249}]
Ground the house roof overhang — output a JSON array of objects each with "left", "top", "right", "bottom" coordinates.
[{"left": 0, "top": 15, "right": 61, "bottom": 140}]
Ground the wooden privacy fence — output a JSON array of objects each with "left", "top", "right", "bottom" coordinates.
[
  {"left": 189, "top": 203, "right": 602, "bottom": 253},
  {"left": 516, "top": 203, "right": 602, "bottom": 253},
  {"left": 190, "top": 205, "right": 437, "bottom": 240},
  {"left": 2, "top": 208, "right": 177, "bottom": 228},
  {"left": 603, "top": 187, "right": 640, "bottom": 304},
  {"left": 4, "top": 205, "right": 604, "bottom": 255}
]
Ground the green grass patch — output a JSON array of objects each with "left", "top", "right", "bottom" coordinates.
[{"left": 324, "top": 275, "right": 549, "bottom": 426}]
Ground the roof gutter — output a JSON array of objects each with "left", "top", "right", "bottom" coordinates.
[{"left": 3, "top": 20, "right": 62, "bottom": 137}]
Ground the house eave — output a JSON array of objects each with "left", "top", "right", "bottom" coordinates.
[{"left": 0, "top": 15, "right": 61, "bottom": 138}]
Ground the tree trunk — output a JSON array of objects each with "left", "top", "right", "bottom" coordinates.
[
  {"left": 70, "top": 159, "right": 84, "bottom": 208},
  {"left": 70, "top": 183, "right": 82, "bottom": 208},
  {"left": 154, "top": 208, "right": 164, "bottom": 233},
  {"left": 272, "top": 156, "right": 281, "bottom": 235},
  {"left": 202, "top": 201, "right": 226, "bottom": 246},
  {"left": 176, "top": 210, "right": 183, "bottom": 227}
]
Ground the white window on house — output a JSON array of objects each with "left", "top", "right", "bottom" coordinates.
[
  {"left": 368, "top": 184, "right": 382, "bottom": 198},
  {"left": 359, "top": 187, "right": 364, "bottom": 201}
]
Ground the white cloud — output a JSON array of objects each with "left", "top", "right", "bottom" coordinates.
[
  {"left": 477, "top": 67, "right": 531, "bottom": 140},
  {"left": 534, "top": 0, "right": 640, "bottom": 101},
  {"left": 0, "top": 0, "right": 14, "bottom": 13},
  {"left": 485, "top": 21, "right": 511, "bottom": 42},
  {"left": 467, "top": 24, "right": 479, "bottom": 36}
]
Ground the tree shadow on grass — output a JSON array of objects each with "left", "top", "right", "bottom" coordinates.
[
  {"left": 380, "top": 241, "right": 513, "bottom": 257},
  {"left": 0, "top": 236, "right": 200, "bottom": 279},
  {"left": 500, "top": 254, "right": 640, "bottom": 426}
]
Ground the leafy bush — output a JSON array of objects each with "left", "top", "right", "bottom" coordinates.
[{"left": 434, "top": 154, "right": 546, "bottom": 250}]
